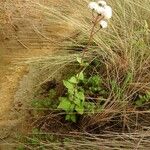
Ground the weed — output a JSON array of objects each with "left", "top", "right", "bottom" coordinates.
[
  {"left": 135, "top": 91, "right": 150, "bottom": 107},
  {"left": 57, "top": 70, "right": 96, "bottom": 122}
]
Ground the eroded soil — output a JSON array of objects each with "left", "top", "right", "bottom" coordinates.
[{"left": 0, "top": 0, "right": 74, "bottom": 148}]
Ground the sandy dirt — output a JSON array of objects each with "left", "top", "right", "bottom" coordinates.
[{"left": 0, "top": 0, "right": 74, "bottom": 148}]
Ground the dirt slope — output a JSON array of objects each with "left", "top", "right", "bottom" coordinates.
[{"left": 0, "top": 0, "right": 74, "bottom": 147}]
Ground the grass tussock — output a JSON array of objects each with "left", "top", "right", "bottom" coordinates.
[{"left": 15, "top": 0, "right": 150, "bottom": 149}]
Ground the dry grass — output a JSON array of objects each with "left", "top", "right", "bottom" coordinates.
[
  {"left": 1, "top": 0, "right": 150, "bottom": 149},
  {"left": 17, "top": 0, "right": 150, "bottom": 149},
  {"left": 30, "top": 0, "right": 150, "bottom": 124}
]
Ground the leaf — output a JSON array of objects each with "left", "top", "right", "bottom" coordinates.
[
  {"left": 85, "top": 102, "right": 95, "bottom": 114},
  {"left": 146, "top": 92, "right": 150, "bottom": 99},
  {"left": 65, "top": 114, "right": 71, "bottom": 121},
  {"left": 57, "top": 97, "right": 71, "bottom": 111},
  {"left": 77, "top": 71, "right": 84, "bottom": 81},
  {"left": 88, "top": 75, "right": 101, "bottom": 87},
  {"left": 63, "top": 80, "right": 74, "bottom": 90},
  {"left": 68, "top": 88, "right": 78, "bottom": 96},
  {"left": 70, "top": 103, "right": 75, "bottom": 111},
  {"left": 124, "top": 72, "right": 133, "bottom": 85},
  {"left": 74, "top": 91, "right": 85, "bottom": 105},
  {"left": 135, "top": 100, "right": 143, "bottom": 107},
  {"left": 77, "top": 91, "right": 85, "bottom": 101},
  {"left": 69, "top": 76, "right": 78, "bottom": 84},
  {"left": 70, "top": 114, "right": 77, "bottom": 122},
  {"left": 77, "top": 57, "right": 82, "bottom": 64},
  {"left": 65, "top": 114, "right": 77, "bottom": 122},
  {"left": 75, "top": 105, "right": 84, "bottom": 115},
  {"left": 74, "top": 98, "right": 81, "bottom": 106},
  {"left": 147, "top": 91, "right": 150, "bottom": 96}
]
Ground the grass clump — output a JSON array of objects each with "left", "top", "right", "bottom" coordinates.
[{"left": 17, "top": 0, "right": 150, "bottom": 149}]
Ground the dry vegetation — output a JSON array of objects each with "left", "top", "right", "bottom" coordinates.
[{"left": 1, "top": 0, "right": 150, "bottom": 149}]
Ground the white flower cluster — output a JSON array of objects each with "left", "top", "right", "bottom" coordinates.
[{"left": 88, "top": 1, "right": 112, "bottom": 28}]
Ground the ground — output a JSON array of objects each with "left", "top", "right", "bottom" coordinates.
[
  {"left": 1, "top": 1, "right": 150, "bottom": 149},
  {"left": 0, "top": 0, "right": 73, "bottom": 147}
]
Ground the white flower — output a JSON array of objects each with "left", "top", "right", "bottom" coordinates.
[
  {"left": 99, "top": 20, "right": 108, "bottom": 28},
  {"left": 96, "top": 6, "right": 105, "bottom": 15},
  {"left": 103, "top": 5, "right": 112, "bottom": 20},
  {"left": 88, "top": 2, "right": 99, "bottom": 11},
  {"left": 88, "top": 1, "right": 112, "bottom": 20},
  {"left": 97, "top": 0, "right": 107, "bottom": 7}
]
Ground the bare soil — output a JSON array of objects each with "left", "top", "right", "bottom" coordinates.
[{"left": 0, "top": 0, "right": 74, "bottom": 148}]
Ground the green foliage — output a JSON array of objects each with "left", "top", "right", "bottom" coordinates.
[
  {"left": 16, "top": 146, "right": 25, "bottom": 150},
  {"left": 57, "top": 71, "right": 96, "bottom": 123},
  {"left": 31, "top": 89, "right": 57, "bottom": 113},
  {"left": 31, "top": 98, "right": 52, "bottom": 109},
  {"left": 87, "top": 75, "right": 103, "bottom": 93},
  {"left": 123, "top": 72, "right": 133, "bottom": 87},
  {"left": 58, "top": 97, "right": 72, "bottom": 112},
  {"left": 88, "top": 75, "right": 102, "bottom": 87},
  {"left": 135, "top": 91, "right": 150, "bottom": 107},
  {"left": 57, "top": 58, "right": 108, "bottom": 122},
  {"left": 17, "top": 128, "right": 59, "bottom": 150},
  {"left": 110, "top": 79, "right": 125, "bottom": 101},
  {"left": 109, "top": 72, "right": 133, "bottom": 102}
]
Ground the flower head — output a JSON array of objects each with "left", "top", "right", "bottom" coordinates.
[
  {"left": 88, "top": 2, "right": 99, "bottom": 11},
  {"left": 96, "top": 6, "right": 105, "bottom": 15},
  {"left": 88, "top": 1, "right": 112, "bottom": 20},
  {"left": 99, "top": 20, "right": 108, "bottom": 28},
  {"left": 88, "top": 1, "right": 112, "bottom": 29},
  {"left": 98, "top": 0, "right": 107, "bottom": 7},
  {"left": 103, "top": 5, "right": 112, "bottom": 20}
]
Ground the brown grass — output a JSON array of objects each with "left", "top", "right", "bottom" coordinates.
[{"left": 0, "top": 0, "right": 150, "bottom": 149}]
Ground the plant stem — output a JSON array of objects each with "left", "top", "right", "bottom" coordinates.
[{"left": 81, "top": 15, "right": 103, "bottom": 62}]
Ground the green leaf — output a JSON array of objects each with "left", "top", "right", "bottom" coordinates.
[
  {"left": 75, "top": 105, "right": 84, "bottom": 115},
  {"left": 88, "top": 75, "right": 101, "bottom": 87},
  {"left": 135, "top": 100, "right": 143, "bottom": 107},
  {"left": 124, "top": 72, "right": 133, "bottom": 85},
  {"left": 74, "top": 98, "right": 81, "bottom": 106},
  {"left": 77, "top": 57, "right": 82, "bottom": 64},
  {"left": 147, "top": 91, "right": 150, "bottom": 96},
  {"left": 58, "top": 97, "right": 71, "bottom": 111},
  {"left": 63, "top": 80, "right": 74, "bottom": 90},
  {"left": 69, "top": 76, "right": 78, "bottom": 84},
  {"left": 77, "top": 71, "right": 84, "bottom": 81},
  {"left": 70, "top": 103, "right": 75, "bottom": 111},
  {"left": 85, "top": 102, "right": 95, "bottom": 114},
  {"left": 70, "top": 114, "right": 77, "bottom": 122},
  {"left": 65, "top": 114, "right": 77, "bottom": 122},
  {"left": 77, "top": 91, "right": 85, "bottom": 101},
  {"left": 65, "top": 114, "right": 71, "bottom": 121}
]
